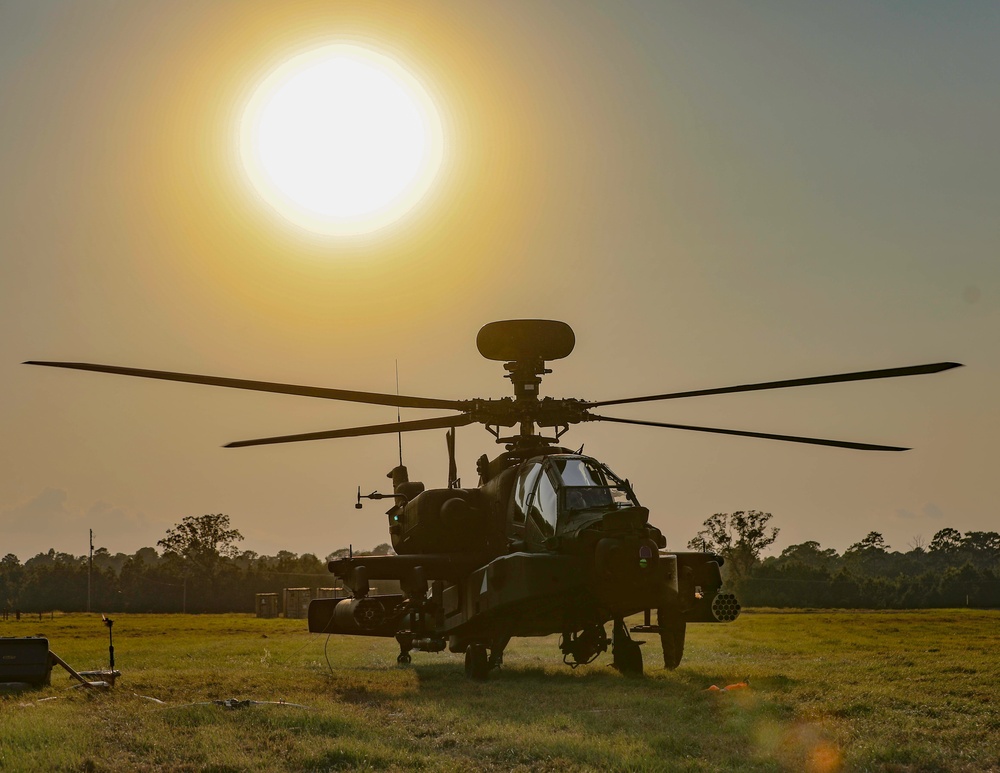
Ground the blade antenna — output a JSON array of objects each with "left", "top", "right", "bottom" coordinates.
[{"left": 395, "top": 360, "right": 403, "bottom": 468}]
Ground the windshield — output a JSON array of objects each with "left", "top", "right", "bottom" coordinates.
[{"left": 547, "top": 457, "right": 638, "bottom": 516}]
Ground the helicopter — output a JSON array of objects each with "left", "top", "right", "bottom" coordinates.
[{"left": 26, "top": 319, "right": 960, "bottom": 679}]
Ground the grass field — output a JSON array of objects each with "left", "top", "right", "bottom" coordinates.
[{"left": 1, "top": 610, "right": 997, "bottom": 772}]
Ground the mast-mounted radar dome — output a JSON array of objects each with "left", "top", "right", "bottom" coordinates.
[{"left": 476, "top": 320, "right": 575, "bottom": 362}]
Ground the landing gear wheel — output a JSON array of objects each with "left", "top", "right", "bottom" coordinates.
[
  {"left": 613, "top": 638, "right": 643, "bottom": 676},
  {"left": 658, "top": 616, "right": 686, "bottom": 670},
  {"left": 465, "top": 644, "right": 489, "bottom": 680},
  {"left": 612, "top": 618, "right": 644, "bottom": 677},
  {"left": 394, "top": 632, "right": 414, "bottom": 665}
]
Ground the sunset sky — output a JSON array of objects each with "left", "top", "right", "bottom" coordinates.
[{"left": 2, "top": 1, "right": 997, "bottom": 561}]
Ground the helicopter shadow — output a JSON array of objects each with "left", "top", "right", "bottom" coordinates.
[{"left": 391, "top": 659, "right": 809, "bottom": 768}]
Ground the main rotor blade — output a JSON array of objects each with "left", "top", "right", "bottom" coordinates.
[
  {"left": 589, "top": 362, "right": 962, "bottom": 408},
  {"left": 225, "top": 414, "right": 474, "bottom": 448},
  {"left": 588, "top": 414, "right": 908, "bottom": 451},
  {"left": 24, "top": 361, "right": 464, "bottom": 411}
]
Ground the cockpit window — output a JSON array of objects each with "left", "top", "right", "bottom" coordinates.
[
  {"left": 516, "top": 456, "right": 639, "bottom": 543},
  {"left": 512, "top": 462, "right": 543, "bottom": 524},
  {"left": 551, "top": 458, "right": 607, "bottom": 487},
  {"left": 549, "top": 456, "right": 639, "bottom": 517},
  {"left": 533, "top": 471, "right": 558, "bottom": 536}
]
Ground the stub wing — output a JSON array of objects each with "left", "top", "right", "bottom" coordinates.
[{"left": 327, "top": 553, "right": 489, "bottom": 598}]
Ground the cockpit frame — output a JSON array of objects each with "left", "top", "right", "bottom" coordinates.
[{"left": 511, "top": 455, "right": 640, "bottom": 545}]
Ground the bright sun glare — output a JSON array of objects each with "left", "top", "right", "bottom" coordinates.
[{"left": 241, "top": 44, "right": 444, "bottom": 236}]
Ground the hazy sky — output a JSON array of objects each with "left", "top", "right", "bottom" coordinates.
[{"left": 2, "top": 1, "right": 997, "bottom": 561}]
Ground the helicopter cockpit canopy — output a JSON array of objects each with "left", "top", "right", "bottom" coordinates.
[{"left": 513, "top": 455, "right": 639, "bottom": 538}]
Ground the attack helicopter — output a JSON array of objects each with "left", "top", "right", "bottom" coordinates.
[{"left": 26, "top": 319, "right": 960, "bottom": 679}]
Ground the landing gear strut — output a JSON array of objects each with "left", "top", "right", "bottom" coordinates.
[
  {"left": 463, "top": 635, "right": 509, "bottom": 680},
  {"left": 657, "top": 611, "right": 686, "bottom": 670},
  {"left": 395, "top": 632, "right": 413, "bottom": 665},
  {"left": 633, "top": 600, "right": 688, "bottom": 670},
  {"left": 611, "top": 618, "right": 643, "bottom": 676},
  {"left": 488, "top": 635, "right": 510, "bottom": 671},
  {"left": 560, "top": 625, "right": 609, "bottom": 668},
  {"left": 465, "top": 644, "right": 489, "bottom": 680}
]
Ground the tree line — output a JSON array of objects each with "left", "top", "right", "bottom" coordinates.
[
  {"left": 688, "top": 511, "right": 1000, "bottom": 609},
  {"left": 1, "top": 514, "right": 389, "bottom": 614},
  {"left": 2, "top": 512, "right": 998, "bottom": 613}
]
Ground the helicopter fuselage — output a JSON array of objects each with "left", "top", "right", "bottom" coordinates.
[{"left": 308, "top": 451, "right": 738, "bottom": 662}]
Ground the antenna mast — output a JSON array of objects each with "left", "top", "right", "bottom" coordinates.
[
  {"left": 88, "top": 529, "right": 93, "bottom": 613},
  {"left": 395, "top": 360, "right": 402, "bottom": 467}
]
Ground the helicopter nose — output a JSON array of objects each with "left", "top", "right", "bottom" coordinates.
[{"left": 595, "top": 536, "right": 661, "bottom": 589}]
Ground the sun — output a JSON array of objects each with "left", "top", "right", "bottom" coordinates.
[{"left": 240, "top": 44, "right": 444, "bottom": 236}]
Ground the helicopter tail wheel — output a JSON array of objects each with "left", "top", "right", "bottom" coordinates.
[
  {"left": 465, "top": 644, "right": 490, "bottom": 681},
  {"left": 611, "top": 618, "right": 643, "bottom": 677},
  {"left": 395, "top": 632, "right": 414, "bottom": 666},
  {"left": 657, "top": 611, "right": 686, "bottom": 670}
]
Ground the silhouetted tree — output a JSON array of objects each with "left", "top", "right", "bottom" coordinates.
[
  {"left": 158, "top": 514, "right": 243, "bottom": 565},
  {"left": 844, "top": 532, "right": 894, "bottom": 577},
  {"left": 776, "top": 541, "right": 839, "bottom": 569},
  {"left": 688, "top": 510, "right": 779, "bottom": 582},
  {"left": 930, "top": 528, "right": 963, "bottom": 554},
  {"left": 157, "top": 514, "right": 244, "bottom": 612},
  {"left": 1, "top": 553, "right": 24, "bottom": 608},
  {"left": 847, "top": 532, "right": 889, "bottom": 553},
  {"left": 133, "top": 546, "right": 161, "bottom": 566},
  {"left": 950, "top": 531, "right": 1000, "bottom": 572}
]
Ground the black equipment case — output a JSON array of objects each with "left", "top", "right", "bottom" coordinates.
[{"left": 0, "top": 636, "right": 52, "bottom": 686}]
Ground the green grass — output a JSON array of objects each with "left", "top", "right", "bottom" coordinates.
[{"left": 1, "top": 610, "right": 997, "bottom": 771}]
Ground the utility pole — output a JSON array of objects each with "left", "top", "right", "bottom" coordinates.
[{"left": 88, "top": 529, "right": 93, "bottom": 613}]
